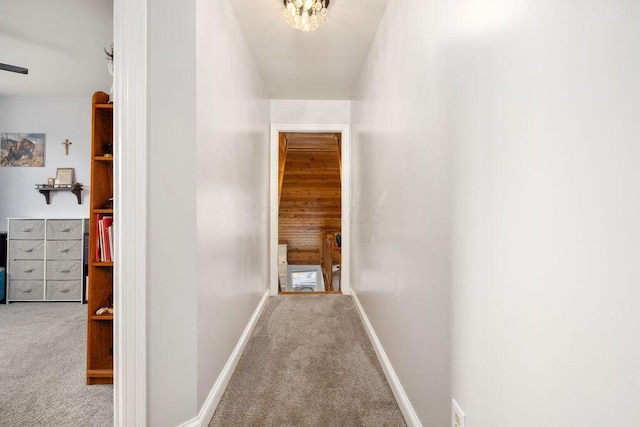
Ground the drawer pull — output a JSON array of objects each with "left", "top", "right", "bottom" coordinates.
[
  {"left": 23, "top": 248, "right": 34, "bottom": 253},
  {"left": 21, "top": 228, "right": 33, "bottom": 232},
  {"left": 60, "top": 228, "right": 72, "bottom": 232},
  {"left": 20, "top": 289, "right": 33, "bottom": 293},
  {"left": 58, "top": 269, "right": 71, "bottom": 273},
  {"left": 23, "top": 268, "right": 34, "bottom": 273},
  {"left": 59, "top": 248, "right": 71, "bottom": 253},
  {"left": 59, "top": 289, "right": 70, "bottom": 293}
]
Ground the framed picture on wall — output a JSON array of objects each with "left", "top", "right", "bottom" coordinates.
[
  {"left": 0, "top": 133, "right": 45, "bottom": 167},
  {"left": 56, "top": 167, "right": 74, "bottom": 187}
]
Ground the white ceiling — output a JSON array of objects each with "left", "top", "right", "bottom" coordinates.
[
  {"left": 228, "top": 0, "right": 388, "bottom": 99},
  {"left": 0, "top": 0, "right": 113, "bottom": 97},
  {"left": 0, "top": 0, "right": 387, "bottom": 99}
]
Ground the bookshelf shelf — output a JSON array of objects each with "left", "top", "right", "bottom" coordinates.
[
  {"left": 91, "top": 262, "right": 114, "bottom": 267},
  {"left": 90, "top": 315, "right": 114, "bottom": 321},
  {"left": 87, "top": 91, "right": 114, "bottom": 385},
  {"left": 87, "top": 354, "right": 113, "bottom": 385},
  {"left": 87, "top": 368, "right": 113, "bottom": 377},
  {"left": 94, "top": 156, "right": 113, "bottom": 162}
]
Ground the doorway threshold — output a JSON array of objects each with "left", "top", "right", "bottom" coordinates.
[{"left": 278, "top": 291, "right": 342, "bottom": 295}]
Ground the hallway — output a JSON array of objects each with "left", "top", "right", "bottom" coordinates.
[
  {"left": 118, "top": 0, "right": 640, "bottom": 425},
  {"left": 0, "top": 0, "right": 638, "bottom": 425},
  {"left": 210, "top": 295, "right": 405, "bottom": 426}
]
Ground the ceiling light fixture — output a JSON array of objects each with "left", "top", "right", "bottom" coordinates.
[{"left": 283, "top": 0, "right": 329, "bottom": 32}]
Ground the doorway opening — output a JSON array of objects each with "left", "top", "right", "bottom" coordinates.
[
  {"left": 278, "top": 132, "right": 341, "bottom": 294},
  {"left": 270, "top": 125, "right": 350, "bottom": 296}
]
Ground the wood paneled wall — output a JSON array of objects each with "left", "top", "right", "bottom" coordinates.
[{"left": 279, "top": 132, "right": 341, "bottom": 265}]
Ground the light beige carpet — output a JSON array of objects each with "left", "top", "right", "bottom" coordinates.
[
  {"left": 210, "top": 295, "right": 406, "bottom": 427},
  {"left": 0, "top": 302, "right": 113, "bottom": 426}
]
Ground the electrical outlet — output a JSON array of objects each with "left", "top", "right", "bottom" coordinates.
[{"left": 452, "top": 399, "right": 466, "bottom": 427}]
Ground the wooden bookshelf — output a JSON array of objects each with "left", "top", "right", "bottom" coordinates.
[{"left": 87, "top": 91, "right": 114, "bottom": 385}]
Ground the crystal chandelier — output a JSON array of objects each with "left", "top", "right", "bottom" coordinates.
[{"left": 283, "top": 0, "right": 330, "bottom": 32}]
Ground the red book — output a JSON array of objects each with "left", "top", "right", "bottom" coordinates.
[
  {"left": 95, "top": 214, "right": 103, "bottom": 262},
  {"left": 103, "top": 217, "right": 113, "bottom": 262}
]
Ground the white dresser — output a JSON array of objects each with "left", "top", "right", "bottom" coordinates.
[{"left": 7, "top": 218, "right": 87, "bottom": 303}]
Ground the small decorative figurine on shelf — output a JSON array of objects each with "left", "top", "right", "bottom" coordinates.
[
  {"left": 95, "top": 293, "right": 114, "bottom": 316},
  {"left": 105, "top": 44, "right": 114, "bottom": 99},
  {"left": 102, "top": 197, "right": 114, "bottom": 209},
  {"left": 103, "top": 142, "right": 113, "bottom": 157}
]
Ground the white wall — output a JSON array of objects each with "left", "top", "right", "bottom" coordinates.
[
  {"left": 271, "top": 99, "right": 350, "bottom": 124},
  {"left": 448, "top": 1, "right": 640, "bottom": 426},
  {"left": 0, "top": 97, "right": 91, "bottom": 231},
  {"left": 350, "top": 0, "right": 451, "bottom": 424},
  {"left": 145, "top": 0, "right": 270, "bottom": 424},
  {"left": 196, "top": 0, "right": 270, "bottom": 412},
  {"left": 353, "top": 0, "right": 640, "bottom": 426},
  {"left": 147, "top": 0, "right": 198, "bottom": 424}
]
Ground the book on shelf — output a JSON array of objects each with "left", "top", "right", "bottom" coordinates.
[
  {"left": 108, "top": 225, "right": 114, "bottom": 263},
  {"left": 95, "top": 214, "right": 103, "bottom": 261},
  {"left": 96, "top": 215, "right": 114, "bottom": 263}
]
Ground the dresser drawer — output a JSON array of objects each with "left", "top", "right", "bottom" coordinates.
[
  {"left": 9, "top": 219, "right": 45, "bottom": 240},
  {"left": 9, "top": 260, "right": 44, "bottom": 280},
  {"left": 9, "top": 240, "right": 44, "bottom": 260},
  {"left": 46, "top": 220, "right": 83, "bottom": 240},
  {"left": 46, "top": 260, "right": 82, "bottom": 280},
  {"left": 8, "top": 280, "right": 44, "bottom": 301},
  {"left": 46, "top": 240, "right": 82, "bottom": 260},
  {"left": 46, "top": 280, "right": 82, "bottom": 301}
]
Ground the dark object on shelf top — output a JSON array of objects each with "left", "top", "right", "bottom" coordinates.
[{"left": 0, "top": 62, "right": 28, "bottom": 74}]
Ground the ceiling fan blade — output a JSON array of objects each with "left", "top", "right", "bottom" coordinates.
[{"left": 0, "top": 62, "right": 29, "bottom": 74}]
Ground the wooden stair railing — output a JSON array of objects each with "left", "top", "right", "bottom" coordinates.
[
  {"left": 321, "top": 229, "right": 341, "bottom": 292},
  {"left": 278, "top": 133, "right": 288, "bottom": 206}
]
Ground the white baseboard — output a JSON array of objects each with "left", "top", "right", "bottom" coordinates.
[
  {"left": 350, "top": 290, "right": 422, "bottom": 427},
  {"left": 178, "top": 289, "right": 271, "bottom": 427}
]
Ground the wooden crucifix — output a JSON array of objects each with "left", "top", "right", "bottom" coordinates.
[{"left": 62, "top": 139, "right": 72, "bottom": 155}]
